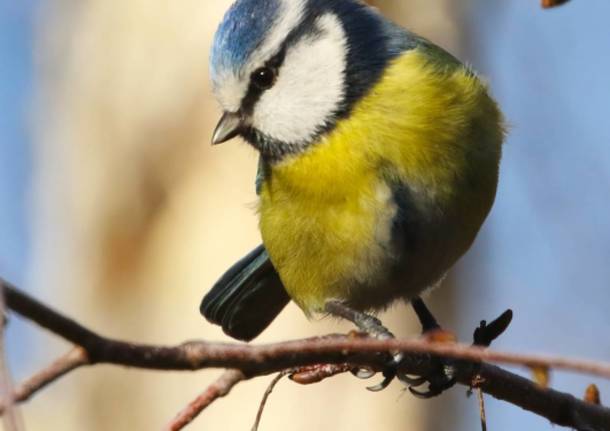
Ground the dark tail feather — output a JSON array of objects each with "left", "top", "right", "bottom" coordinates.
[{"left": 200, "top": 244, "right": 290, "bottom": 341}]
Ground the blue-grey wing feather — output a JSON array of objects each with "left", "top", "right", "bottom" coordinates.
[{"left": 201, "top": 244, "right": 290, "bottom": 341}]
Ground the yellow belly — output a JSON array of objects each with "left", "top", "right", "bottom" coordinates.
[
  {"left": 258, "top": 48, "right": 504, "bottom": 314},
  {"left": 260, "top": 171, "right": 398, "bottom": 313}
]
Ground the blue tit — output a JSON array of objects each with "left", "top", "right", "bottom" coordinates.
[{"left": 201, "top": 0, "right": 504, "bottom": 346}]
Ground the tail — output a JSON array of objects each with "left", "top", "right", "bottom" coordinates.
[{"left": 200, "top": 245, "right": 290, "bottom": 341}]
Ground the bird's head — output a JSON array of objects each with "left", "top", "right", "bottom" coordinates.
[{"left": 209, "top": 0, "right": 411, "bottom": 161}]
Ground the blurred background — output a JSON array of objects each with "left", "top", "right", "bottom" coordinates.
[{"left": 1, "top": 0, "right": 609, "bottom": 429}]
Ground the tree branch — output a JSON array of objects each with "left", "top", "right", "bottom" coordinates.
[
  {"left": 2, "top": 279, "right": 610, "bottom": 430},
  {"left": 0, "top": 282, "right": 23, "bottom": 430},
  {"left": 0, "top": 347, "right": 88, "bottom": 414},
  {"left": 252, "top": 371, "right": 291, "bottom": 431},
  {"left": 164, "top": 369, "right": 245, "bottom": 431}
]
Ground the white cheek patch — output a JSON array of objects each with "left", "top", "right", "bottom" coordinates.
[
  {"left": 213, "top": 0, "right": 307, "bottom": 113},
  {"left": 253, "top": 13, "right": 348, "bottom": 145}
]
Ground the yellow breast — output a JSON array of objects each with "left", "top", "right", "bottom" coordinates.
[{"left": 258, "top": 48, "right": 504, "bottom": 314}]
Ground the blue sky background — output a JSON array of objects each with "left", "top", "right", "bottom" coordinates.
[
  {"left": 456, "top": 1, "right": 610, "bottom": 429},
  {"left": 0, "top": 0, "right": 39, "bottom": 370},
  {"left": 1, "top": 1, "right": 609, "bottom": 430},
  {"left": 0, "top": 1, "right": 36, "bottom": 286}
]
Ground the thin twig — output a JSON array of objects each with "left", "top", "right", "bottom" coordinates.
[
  {"left": 252, "top": 371, "right": 290, "bottom": 431},
  {"left": 477, "top": 387, "right": 487, "bottom": 431},
  {"left": 165, "top": 369, "right": 245, "bottom": 431},
  {"left": 0, "top": 347, "right": 88, "bottom": 414},
  {"left": 0, "top": 285, "right": 24, "bottom": 431},
  {"left": 3, "top": 280, "right": 610, "bottom": 430},
  {"left": 469, "top": 375, "right": 488, "bottom": 431}
]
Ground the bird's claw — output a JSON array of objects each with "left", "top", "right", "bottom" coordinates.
[
  {"left": 402, "top": 361, "right": 457, "bottom": 399},
  {"left": 351, "top": 367, "right": 376, "bottom": 380},
  {"left": 364, "top": 349, "right": 405, "bottom": 391},
  {"left": 408, "top": 376, "right": 456, "bottom": 399},
  {"left": 401, "top": 308, "right": 513, "bottom": 398},
  {"left": 366, "top": 367, "right": 396, "bottom": 392},
  {"left": 346, "top": 325, "right": 458, "bottom": 395},
  {"left": 355, "top": 352, "right": 457, "bottom": 396},
  {"left": 396, "top": 373, "right": 427, "bottom": 387},
  {"left": 351, "top": 351, "right": 402, "bottom": 392},
  {"left": 327, "top": 300, "right": 513, "bottom": 397}
]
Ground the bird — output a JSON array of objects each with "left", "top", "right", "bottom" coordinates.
[{"left": 201, "top": 0, "right": 505, "bottom": 393}]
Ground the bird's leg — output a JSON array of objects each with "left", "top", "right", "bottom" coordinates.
[
  {"left": 411, "top": 297, "right": 440, "bottom": 332},
  {"left": 324, "top": 300, "right": 398, "bottom": 391},
  {"left": 323, "top": 299, "right": 513, "bottom": 396},
  {"left": 325, "top": 300, "right": 394, "bottom": 339},
  {"left": 411, "top": 297, "right": 456, "bottom": 341}
]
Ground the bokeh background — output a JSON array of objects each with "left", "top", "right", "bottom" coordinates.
[{"left": 1, "top": 0, "right": 609, "bottom": 430}]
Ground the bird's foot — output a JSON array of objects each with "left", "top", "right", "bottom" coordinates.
[
  {"left": 397, "top": 327, "right": 458, "bottom": 398},
  {"left": 325, "top": 301, "right": 401, "bottom": 391},
  {"left": 324, "top": 300, "right": 513, "bottom": 396},
  {"left": 392, "top": 298, "right": 457, "bottom": 398},
  {"left": 350, "top": 346, "right": 404, "bottom": 392},
  {"left": 353, "top": 328, "right": 459, "bottom": 394},
  {"left": 398, "top": 300, "right": 513, "bottom": 398},
  {"left": 347, "top": 326, "right": 459, "bottom": 395}
]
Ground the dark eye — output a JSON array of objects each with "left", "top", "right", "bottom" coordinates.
[{"left": 251, "top": 67, "right": 276, "bottom": 90}]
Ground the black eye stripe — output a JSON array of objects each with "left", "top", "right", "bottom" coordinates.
[
  {"left": 238, "top": 10, "right": 324, "bottom": 116},
  {"left": 240, "top": 46, "right": 287, "bottom": 115}
]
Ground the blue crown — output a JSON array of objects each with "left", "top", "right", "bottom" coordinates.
[
  {"left": 210, "top": 0, "right": 421, "bottom": 119},
  {"left": 210, "top": 0, "right": 281, "bottom": 84}
]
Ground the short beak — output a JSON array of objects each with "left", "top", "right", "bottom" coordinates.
[{"left": 212, "top": 112, "right": 242, "bottom": 145}]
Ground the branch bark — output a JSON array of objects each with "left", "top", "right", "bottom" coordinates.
[
  {"left": 2, "top": 279, "right": 610, "bottom": 431},
  {"left": 0, "top": 282, "right": 23, "bottom": 430},
  {"left": 164, "top": 369, "right": 245, "bottom": 431},
  {"left": 0, "top": 348, "right": 88, "bottom": 414}
]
